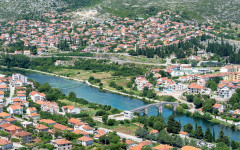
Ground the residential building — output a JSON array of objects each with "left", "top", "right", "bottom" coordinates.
[
  {"left": 26, "top": 107, "right": 37, "bottom": 115},
  {"left": 62, "top": 106, "right": 81, "bottom": 114},
  {"left": 0, "top": 139, "right": 13, "bottom": 149},
  {"left": 7, "top": 105, "right": 23, "bottom": 115},
  {"left": 13, "top": 131, "right": 32, "bottom": 143},
  {"left": 220, "top": 65, "right": 235, "bottom": 73},
  {"left": 181, "top": 146, "right": 201, "bottom": 150},
  {"left": 212, "top": 104, "right": 225, "bottom": 113},
  {"left": 153, "top": 144, "right": 173, "bottom": 150},
  {"left": 0, "top": 112, "right": 11, "bottom": 119},
  {"left": 35, "top": 124, "right": 49, "bottom": 132},
  {"left": 217, "top": 83, "right": 235, "bottom": 98},
  {"left": 188, "top": 83, "right": 204, "bottom": 94},
  {"left": 30, "top": 91, "right": 46, "bottom": 102},
  {"left": 77, "top": 136, "right": 93, "bottom": 146},
  {"left": 41, "top": 101, "right": 59, "bottom": 114},
  {"left": 39, "top": 119, "right": 56, "bottom": 126},
  {"left": 12, "top": 73, "right": 28, "bottom": 85},
  {"left": 53, "top": 139, "right": 72, "bottom": 150}
]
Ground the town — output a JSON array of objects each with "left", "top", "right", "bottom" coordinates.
[{"left": 0, "top": 5, "right": 240, "bottom": 150}]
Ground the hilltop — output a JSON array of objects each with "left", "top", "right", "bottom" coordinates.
[{"left": 0, "top": 0, "right": 239, "bottom": 23}]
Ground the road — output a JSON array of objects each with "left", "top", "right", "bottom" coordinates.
[
  {"left": 5, "top": 83, "right": 15, "bottom": 106},
  {"left": 98, "top": 127, "right": 143, "bottom": 142}
]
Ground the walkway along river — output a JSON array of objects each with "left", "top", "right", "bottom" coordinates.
[{"left": 26, "top": 72, "right": 240, "bottom": 141}]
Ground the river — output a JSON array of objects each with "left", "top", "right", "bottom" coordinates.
[{"left": 27, "top": 72, "right": 240, "bottom": 141}]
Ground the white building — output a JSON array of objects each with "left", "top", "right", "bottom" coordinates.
[
  {"left": 12, "top": 73, "right": 28, "bottom": 85},
  {"left": 7, "top": 105, "right": 23, "bottom": 115},
  {"left": 77, "top": 136, "right": 93, "bottom": 146},
  {"left": 62, "top": 106, "right": 81, "bottom": 114}
]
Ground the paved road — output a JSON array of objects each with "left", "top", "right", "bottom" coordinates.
[
  {"left": 98, "top": 127, "right": 143, "bottom": 142},
  {"left": 5, "top": 83, "right": 15, "bottom": 106}
]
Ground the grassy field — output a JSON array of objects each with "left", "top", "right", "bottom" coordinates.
[{"left": 53, "top": 68, "right": 142, "bottom": 95}]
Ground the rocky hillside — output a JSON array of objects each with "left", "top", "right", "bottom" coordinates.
[{"left": 0, "top": 0, "right": 239, "bottom": 23}]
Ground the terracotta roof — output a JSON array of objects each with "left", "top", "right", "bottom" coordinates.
[
  {"left": 55, "top": 139, "right": 72, "bottom": 145},
  {"left": 181, "top": 146, "right": 201, "bottom": 150},
  {"left": 5, "top": 124, "right": 22, "bottom": 131},
  {"left": 35, "top": 124, "right": 49, "bottom": 130},
  {"left": 0, "top": 85, "right": 7, "bottom": 88},
  {"left": 0, "top": 123, "right": 12, "bottom": 129},
  {"left": 188, "top": 83, "right": 204, "bottom": 89},
  {"left": 149, "top": 130, "right": 158, "bottom": 134},
  {"left": 27, "top": 107, "right": 37, "bottom": 112},
  {"left": 29, "top": 113, "right": 40, "bottom": 117},
  {"left": 15, "top": 131, "right": 32, "bottom": 137},
  {"left": 4, "top": 118, "right": 16, "bottom": 122},
  {"left": 139, "top": 140, "right": 152, "bottom": 146},
  {"left": 212, "top": 103, "right": 222, "bottom": 109},
  {"left": 0, "top": 139, "right": 11, "bottom": 146},
  {"left": 153, "top": 144, "right": 173, "bottom": 150},
  {"left": 82, "top": 125, "right": 93, "bottom": 130},
  {"left": 72, "top": 129, "right": 89, "bottom": 135},
  {"left": 0, "top": 112, "right": 11, "bottom": 117},
  {"left": 180, "top": 131, "right": 188, "bottom": 135},
  {"left": 125, "top": 139, "right": 135, "bottom": 145},
  {"left": 68, "top": 118, "right": 81, "bottom": 125},
  {"left": 0, "top": 91, "right": 4, "bottom": 95},
  {"left": 77, "top": 136, "right": 93, "bottom": 142},
  {"left": 129, "top": 144, "right": 142, "bottom": 150},
  {"left": 36, "top": 100, "right": 45, "bottom": 105},
  {"left": 53, "top": 123, "right": 68, "bottom": 131},
  {"left": 9, "top": 105, "right": 22, "bottom": 110},
  {"left": 39, "top": 119, "right": 56, "bottom": 124},
  {"left": 62, "top": 105, "right": 75, "bottom": 110}
]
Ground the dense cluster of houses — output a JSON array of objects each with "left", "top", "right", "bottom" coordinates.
[
  {"left": 0, "top": 73, "right": 90, "bottom": 148},
  {"left": 0, "top": 10, "right": 216, "bottom": 55}
]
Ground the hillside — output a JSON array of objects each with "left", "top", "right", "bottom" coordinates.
[{"left": 0, "top": 0, "right": 239, "bottom": 23}]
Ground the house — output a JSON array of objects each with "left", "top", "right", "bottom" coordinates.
[
  {"left": 7, "top": 105, "right": 23, "bottom": 115},
  {"left": 53, "top": 123, "right": 68, "bottom": 131},
  {"left": 53, "top": 139, "right": 72, "bottom": 150},
  {"left": 153, "top": 144, "right": 173, "bottom": 150},
  {"left": 12, "top": 98, "right": 22, "bottom": 104},
  {"left": 17, "top": 94, "right": 26, "bottom": 101},
  {"left": 0, "top": 139, "right": 13, "bottom": 149},
  {"left": 77, "top": 136, "right": 93, "bottom": 146},
  {"left": 149, "top": 130, "right": 159, "bottom": 135},
  {"left": 188, "top": 83, "right": 204, "bottom": 94},
  {"left": 26, "top": 107, "right": 37, "bottom": 115},
  {"left": 12, "top": 73, "right": 28, "bottom": 84},
  {"left": 13, "top": 131, "right": 32, "bottom": 143},
  {"left": 0, "top": 85, "right": 8, "bottom": 91},
  {"left": 72, "top": 129, "right": 90, "bottom": 137},
  {"left": 29, "top": 113, "right": 40, "bottom": 120},
  {"left": 30, "top": 91, "right": 46, "bottom": 102},
  {"left": 39, "top": 119, "right": 56, "bottom": 126},
  {"left": 220, "top": 65, "right": 235, "bottom": 73},
  {"left": 81, "top": 125, "right": 94, "bottom": 134},
  {"left": 62, "top": 106, "right": 81, "bottom": 114},
  {"left": 212, "top": 104, "right": 225, "bottom": 113},
  {"left": 35, "top": 124, "right": 49, "bottom": 132},
  {"left": 68, "top": 118, "right": 81, "bottom": 126},
  {"left": 4, "top": 118, "right": 17, "bottom": 124},
  {"left": 181, "top": 146, "right": 201, "bottom": 150},
  {"left": 4, "top": 124, "right": 22, "bottom": 135},
  {"left": 0, "top": 112, "right": 11, "bottom": 119},
  {"left": 0, "top": 91, "right": 4, "bottom": 99},
  {"left": 179, "top": 131, "right": 189, "bottom": 138},
  {"left": 41, "top": 101, "right": 59, "bottom": 114},
  {"left": 55, "top": 60, "right": 64, "bottom": 66},
  {"left": 217, "top": 83, "right": 235, "bottom": 99},
  {"left": 22, "top": 101, "right": 29, "bottom": 107},
  {"left": 125, "top": 140, "right": 136, "bottom": 148}
]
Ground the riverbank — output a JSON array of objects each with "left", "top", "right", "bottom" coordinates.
[
  {"left": 13, "top": 67, "right": 159, "bottom": 104},
  {"left": 7, "top": 67, "right": 240, "bottom": 131}
]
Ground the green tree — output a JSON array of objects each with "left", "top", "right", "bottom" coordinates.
[
  {"left": 183, "top": 123, "right": 193, "bottom": 133},
  {"left": 195, "top": 126, "right": 204, "bottom": 139},
  {"left": 102, "top": 114, "right": 108, "bottom": 124},
  {"left": 204, "top": 128, "right": 213, "bottom": 142},
  {"left": 193, "top": 97, "right": 203, "bottom": 108}
]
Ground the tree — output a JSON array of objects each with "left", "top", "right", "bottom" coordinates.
[
  {"left": 107, "top": 119, "right": 116, "bottom": 126},
  {"left": 183, "top": 123, "right": 193, "bottom": 133},
  {"left": 195, "top": 126, "right": 204, "bottom": 139},
  {"left": 167, "top": 115, "right": 181, "bottom": 134},
  {"left": 186, "top": 95, "right": 194, "bottom": 102},
  {"left": 102, "top": 114, "right": 108, "bottom": 124},
  {"left": 141, "top": 145, "right": 152, "bottom": 150},
  {"left": 135, "top": 127, "right": 148, "bottom": 138},
  {"left": 215, "top": 142, "right": 230, "bottom": 150},
  {"left": 68, "top": 91, "right": 77, "bottom": 99},
  {"left": 153, "top": 121, "right": 165, "bottom": 132},
  {"left": 193, "top": 97, "right": 203, "bottom": 108},
  {"left": 204, "top": 128, "right": 213, "bottom": 142},
  {"left": 217, "top": 130, "right": 224, "bottom": 143}
]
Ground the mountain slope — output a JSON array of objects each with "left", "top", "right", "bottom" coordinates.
[{"left": 0, "top": 0, "right": 239, "bottom": 22}]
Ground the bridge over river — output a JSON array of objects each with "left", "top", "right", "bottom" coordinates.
[{"left": 130, "top": 102, "right": 180, "bottom": 115}]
